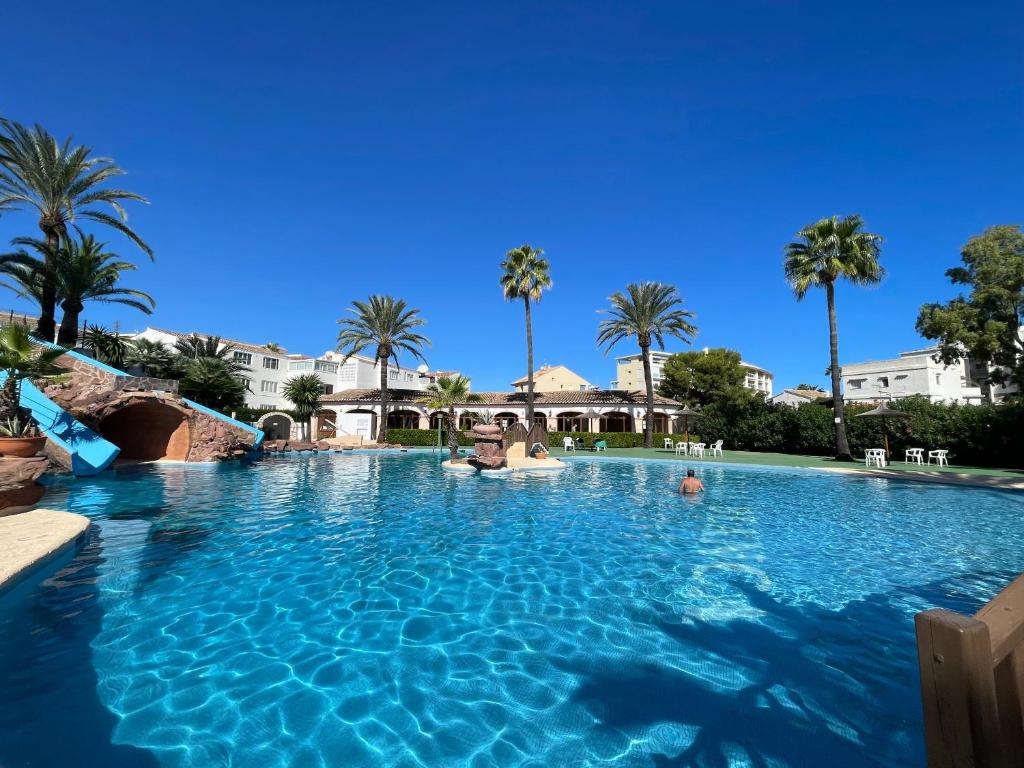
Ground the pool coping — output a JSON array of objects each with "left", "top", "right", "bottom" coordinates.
[{"left": 0, "top": 509, "right": 92, "bottom": 595}]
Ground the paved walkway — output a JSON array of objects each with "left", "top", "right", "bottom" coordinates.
[{"left": 0, "top": 509, "right": 91, "bottom": 592}]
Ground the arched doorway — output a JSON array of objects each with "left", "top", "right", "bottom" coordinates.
[
  {"left": 429, "top": 411, "right": 445, "bottom": 430},
  {"left": 599, "top": 411, "right": 633, "bottom": 433},
  {"left": 493, "top": 412, "right": 519, "bottom": 429},
  {"left": 99, "top": 400, "right": 191, "bottom": 461},
  {"left": 257, "top": 412, "right": 294, "bottom": 441},
  {"left": 555, "top": 411, "right": 585, "bottom": 432},
  {"left": 531, "top": 414, "right": 548, "bottom": 429},
  {"left": 387, "top": 409, "right": 420, "bottom": 429},
  {"left": 316, "top": 411, "right": 337, "bottom": 439},
  {"left": 340, "top": 409, "right": 376, "bottom": 440},
  {"left": 650, "top": 412, "right": 670, "bottom": 433}
]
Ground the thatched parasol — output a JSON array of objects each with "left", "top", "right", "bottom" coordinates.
[
  {"left": 674, "top": 406, "right": 702, "bottom": 444},
  {"left": 855, "top": 402, "right": 910, "bottom": 458}
]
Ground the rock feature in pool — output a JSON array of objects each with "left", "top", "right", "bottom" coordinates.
[
  {"left": 40, "top": 351, "right": 261, "bottom": 465},
  {"left": 444, "top": 424, "right": 565, "bottom": 473}
]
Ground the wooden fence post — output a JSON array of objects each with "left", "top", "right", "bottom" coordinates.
[{"left": 915, "top": 609, "right": 1009, "bottom": 768}]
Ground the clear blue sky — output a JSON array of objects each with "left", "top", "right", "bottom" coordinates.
[{"left": 1, "top": 1, "right": 1020, "bottom": 391}]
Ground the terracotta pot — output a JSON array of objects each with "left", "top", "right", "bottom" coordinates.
[
  {"left": 472, "top": 424, "right": 502, "bottom": 436},
  {"left": 535, "top": 451, "right": 548, "bottom": 460},
  {"left": 0, "top": 436, "right": 47, "bottom": 458}
]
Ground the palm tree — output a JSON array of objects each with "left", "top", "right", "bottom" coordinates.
[
  {"left": 500, "top": 245, "right": 552, "bottom": 427},
  {"left": 126, "top": 338, "right": 178, "bottom": 379},
  {"left": 597, "top": 282, "right": 698, "bottom": 448},
  {"left": 0, "top": 119, "right": 152, "bottom": 341},
  {"left": 82, "top": 325, "right": 131, "bottom": 369},
  {"left": 283, "top": 373, "right": 324, "bottom": 441},
  {"left": 0, "top": 323, "right": 67, "bottom": 424},
  {"left": 174, "top": 334, "right": 250, "bottom": 376},
  {"left": 178, "top": 357, "right": 247, "bottom": 411},
  {"left": 336, "top": 295, "right": 430, "bottom": 443},
  {"left": 418, "top": 375, "right": 480, "bottom": 459},
  {"left": 3, "top": 234, "right": 154, "bottom": 346},
  {"left": 784, "top": 214, "right": 883, "bottom": 461}
]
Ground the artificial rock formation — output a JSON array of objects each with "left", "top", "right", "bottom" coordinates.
[
  {"left": 0, "top": 456, "right": 49, "bottom": 514},
  {"left": 466, "top": 424, "right": 506, "bottom": 470},
  {"left": 42, "top": 353, "right": 259, "bottom": 464}
]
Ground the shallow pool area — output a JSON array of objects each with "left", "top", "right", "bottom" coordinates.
[{"left": 2, "top": 452, "right": 1021, "bottom": 767}]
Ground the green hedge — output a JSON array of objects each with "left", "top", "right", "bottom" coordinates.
[
  {"left": 548, "top": 431, "right": 697, "bottom": 449},
  {"left": 700, "top": 397, "right": 1024, "bottom": 468},
  {"left": 386, "top": 428, "right": 473, "bottom": 447}
]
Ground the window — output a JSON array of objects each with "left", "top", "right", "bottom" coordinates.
[
  {"left": 260, "top": 380, "right": 277, "bottom": 394},
  {"left": 877, "top": 377, "right": 889, "bottom": 388},
  {"left": 288, "top": 360, "right": 314, "bottom": 371},
  {"left": 895, "top": 374, "right": 908, "bottom": 381},
  {"left": 324, "top": 384, "right": 334, "bottom": 395},
  {"left": 848, "top": 379, "right": 864, "bottom": 390},
  {"left": 389, "top": 370, "right": 399, "bottom": 380},
  {"left": 239, "top": 376, "right": 252, "bottom": 389},
  {"left": 935, "top": 373, "right": 941, "bottom": 384},
  {"left": 404, "top": 372, "right": 414, "bottom": 382},
  {"left": 233, "top": 351, "right": 252, "bottom": 366},
  {"left": 263, "top": 357, "right": 279, "bottom": 370},
  {"left": 314, "top": 361, "right": 338, "bottom": 374}
]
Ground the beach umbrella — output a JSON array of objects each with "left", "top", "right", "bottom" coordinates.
[
  {"left": 674, "top": 406, "right": 702, "bottom": 444},
  {"left": 855, "top": 402, "right": 910, "bottom": 458},
  {"left": 580, "top": 409, "right": 602, "bottom": 432}
]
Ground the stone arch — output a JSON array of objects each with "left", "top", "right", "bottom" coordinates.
[
  {"left": 257, "top": 411, "right": 294, "bottom": 441},
  {"left": 387, "top": 409, "right": 421, "bottom": 429},
  {"left": 555, "top": 411, "right": 585, "bottom": 432},
  {"left": 649, "top": 411, "right": 671, "bottom": 433},
  {"left": 493, "top": 412, "right": 519, "bottom": 429},
  {"left": 99, "top": 400, "right": 192, "bottom": 461}
]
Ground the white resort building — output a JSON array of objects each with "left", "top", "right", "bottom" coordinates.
[
  {"left": 611, "top": 349, "right": 774, "bottom": 397},
  {"left": 315, "top": 388, "right": 683, "bottom": 442},
  {"left": 129, "top": 327, "right": 457, "bottom": 413},
  {"left": 840, "top": 346, "right": 1016, "bottom": 405}
]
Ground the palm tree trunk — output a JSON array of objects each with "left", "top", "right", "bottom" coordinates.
[
  {"left": 56, "top": 300, "right": 82, "bottom": 348},
  {"left": 377, "top": 357, "right": 389, "bottom": 443},
  {"left": 640, "top": 339, "right": 654, "bottom": 449},
  {"left": 524, "top": 296, "right": 534, "bottom": 428},
  {"left": 35, "top": 226, "right": 59, "bottom": 342},
  {"left": 447, "top": 407, "right": 459, "bottom": 460},
  {"left": 826, "top": 281, "right": 853, "bottom": 461}
]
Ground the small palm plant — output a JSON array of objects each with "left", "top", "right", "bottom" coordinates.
[
  {"left": 597, "top": 282, "right": 698, "bottom": 448},
  {"left": 178, "top": 358, "right": 247, "bottom": 411},
  {"left": 0, "top": 324, "right": 67, "bottom": 430},
  {"left": 82, "top": 325, "right": 130, "bottom": 369},
  {"left": 174, "top": 334, "right": 250, "bottom": 376},
  {"left": 336, "top": 295, "right": 430, "bottom": 443},
  {"left": 126, "top": 338, "right": 178, "bottom": 379},
  {"left": 2, "top": 234, "right": 155, "bottom": 346},
  {"left": 283, "top": 373, "right": 324, "bottom": 441},
  {"left": 784, "top": 214, "right": 883, "bottom": 461},
  {"left": 500, "top": 245, "right": 552, "bottom": 428},
  {"left": 418, "top": 375, "right": 480, "bottom": 459},
  {"left": 0, "top": 119, "right": 152, "bottom": 341}
]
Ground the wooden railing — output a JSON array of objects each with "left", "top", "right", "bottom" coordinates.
[
  {"left": 916, "top": 573, "right": 1024, "bottom": 767},
  {"left": 502, "top": 423, "right": 528, "bottom": 450},
  {"left": 526, "top": 422, "right": 549, "bottom": 449}
]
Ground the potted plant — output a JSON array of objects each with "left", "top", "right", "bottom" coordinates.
[{"left": 0, "top": 324, "right": 67, "bottom": 457}]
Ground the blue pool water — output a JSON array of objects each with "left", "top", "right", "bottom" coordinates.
[{"left": 1, "top": 452, "right": 1022, "bottom": 767}]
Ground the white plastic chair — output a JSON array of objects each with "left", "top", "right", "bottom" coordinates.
[
  {"left": 691, "top": 443, "right": 706, "bottom": 458},
  {"left": 928, "top": 449, "right": 949, "bottom": 467},
  {"left": 904, "top": 448, "right": 924, "bottom": 465},
  {"left": 663, "top": 437, "right": 674, "bottom": 449},
  {"left": 674, "top": 441, "right": 687, "bottom": 455},
  {"left": 709, "top": 439, "right": 724, "bottom": 457},
  {"left": 562, "top": 436, "right": 574, "bottom": 452},
  {"left": 865, "top": 448, "right": 887, "bottom": 468}
]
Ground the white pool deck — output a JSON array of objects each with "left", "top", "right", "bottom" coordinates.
[{"left": 0, "top": 509, "right": 91, "bottom": 593}]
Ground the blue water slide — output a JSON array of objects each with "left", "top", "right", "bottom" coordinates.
[
  {"left": 0, "top": 374, "right": 120, "bottom": 476},
  {"left": 181, "top": 397, "right": 265, "bottom": 448}
]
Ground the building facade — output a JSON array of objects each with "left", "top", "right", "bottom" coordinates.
[
  {"left": 770, "top": 388, "right": 829, "bottom": 408},
  {"left": 316, "top": 388, "right": 683, "bottom": 441},
  {"left": 511, "top": 365, "right": 593, "bottom": 393},
  {"left": 611, "top": 349, "right": 773, "bottom": 397},
  {"left": 129, "top": 328, "right": 451, "bottom": 412},
  {"left": 840, "top": 347, "right": 1014, "bottom": 404}
]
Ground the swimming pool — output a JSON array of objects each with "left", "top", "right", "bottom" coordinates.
[{"left": 2, "top": 452, "right": 1021, "bottom": 766}]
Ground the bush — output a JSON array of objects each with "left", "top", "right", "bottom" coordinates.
[
  {"left": 386, "top": 428, "right": 473, "bottom": 447},
  {"left": 548, "top": 431, "right": 697, "bottom": 449}
]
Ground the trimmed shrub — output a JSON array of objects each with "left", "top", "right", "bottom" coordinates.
[
  {"left": 548, "top": 432, "right": 696, "bottom": 449},
  {"left": 386, "top": 428, "right": 473, "bottom": 447}
]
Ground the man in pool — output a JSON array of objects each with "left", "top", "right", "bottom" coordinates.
[{"left": 678, "top": 468, "right": 705, "bottom": 495}]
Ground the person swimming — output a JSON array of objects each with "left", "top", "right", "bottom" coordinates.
[{"left": 678, "top": 468, "right": 705, "bottom": 495}]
